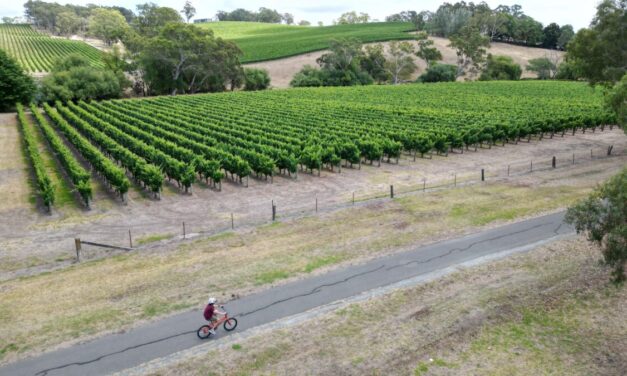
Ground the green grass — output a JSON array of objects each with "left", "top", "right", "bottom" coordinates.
[
  {"left": 255, "top": 269, "right": 290, "bottom": 285},
  {"left": 25, "top": 112, "right": 76, "bottom": 208},
  {"left": 303, "top": 255, "right": 343, "bottom": 273},
  {"left": 199, "top": 21, "right": 415, "bottom": 63},
  {"left": 136, "top": 233, "right": 173, "bottom": 246}
]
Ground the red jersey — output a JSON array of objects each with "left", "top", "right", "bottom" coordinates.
[{"left": 203, "top": 304, "right": 215, "bottom": 320}]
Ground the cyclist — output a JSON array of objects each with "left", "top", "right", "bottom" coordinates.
[{"left": 203, "top": 297, "right": 225, "bottom": 335}]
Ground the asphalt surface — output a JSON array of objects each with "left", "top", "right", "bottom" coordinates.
[{"left": 0, "top": 211, "right": 573, "bottom": 376}]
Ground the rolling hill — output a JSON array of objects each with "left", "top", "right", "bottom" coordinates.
[{"left": 198, "top": 21, "right": 415, "bottom": 63}]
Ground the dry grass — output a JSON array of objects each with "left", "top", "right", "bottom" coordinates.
[
  {"left": 0, "top": 167, "right": 610, "bottom": 365},
  {"left": 149, "top": 238, "right": 626, "bottom": 376}
]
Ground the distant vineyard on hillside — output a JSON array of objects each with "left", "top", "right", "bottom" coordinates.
[
  {"left": 200, "top": 21, "right": 415, "bottom": 63},
  {"left": 32, "top": 81, "right": 612, "bottom": 204},
  {"left": 0, "top": 24, "right": 103, "bottom": 72}
]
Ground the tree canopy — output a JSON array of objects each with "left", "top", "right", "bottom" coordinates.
[
  {"left": 138, "top": 22, "right": 242, "bottom": 95},
  {"left": 480, "top": 54, "right": 522, "bottom": 81},
  {"left": 41, "top": 54, "right": 127, "bottom": 102},
  {"left": 566, "top": 168, "right": 627, "bottom": 283},
  {"left": 0, "top": 49, "right": 36, "bottom": 112}
]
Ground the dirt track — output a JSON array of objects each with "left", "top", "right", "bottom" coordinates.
[{"left": 1, "top": 120, "right": 624, "bottom": 275}]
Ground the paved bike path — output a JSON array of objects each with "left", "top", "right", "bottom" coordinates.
[{"left": 1, "top": 211, "right": 572, "bottom": 376}]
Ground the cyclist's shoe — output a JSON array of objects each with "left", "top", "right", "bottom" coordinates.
[{"left": 209, "top": 328, "right": 216, "bottom": 335}]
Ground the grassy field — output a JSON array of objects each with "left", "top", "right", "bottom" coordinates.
[
  {"left": 0, "top": 162, "right": 620, "bottom": 365},
  {"left": 0, "top": 24, "right": 103, "bottom": 72},
  {"left": 198, "top": 21, "right": 415, "bottom": 63},
  {"left": 147, "top": 237, "right": 626, "bottom": 376}
]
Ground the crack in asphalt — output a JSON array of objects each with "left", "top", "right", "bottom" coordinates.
[
  {"left": 386, "top": 222, "right": 550, "bottom": 271},
  {"left": 236, "top": 264, "right": 387, "bottom": 318},
  {"left": 34, "top": 330, "right": 196, "bottom": 376},
  {"left": 30, "top": 217, "right": 565, "bottom": 376}
]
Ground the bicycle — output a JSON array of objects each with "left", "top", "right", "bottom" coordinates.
[{"left": 197, "top": 305, "right": 238, "bottom": 339}]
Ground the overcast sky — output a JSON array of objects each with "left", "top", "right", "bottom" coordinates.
[{"left": 1, "top": 0, "right": 600, "bottom": 30}]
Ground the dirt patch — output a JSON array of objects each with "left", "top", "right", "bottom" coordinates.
[
  {"left": 0, "top": 113, "right": 31, "bottom": 213},
  {"left": 247, "top": 37, "right": 565, "bottom": 88},
  {"left": 143, "top": 238, "right": 627, "bottom": 376}
]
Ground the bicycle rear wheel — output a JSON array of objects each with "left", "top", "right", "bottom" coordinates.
[
  {"left": 223, "top": 318, "right": 238, "bottom": 331},
  {"left": 197, "top": 325, "right": 212, "bottom": 339}
]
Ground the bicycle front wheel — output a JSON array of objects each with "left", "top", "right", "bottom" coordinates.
[
  {"left": 197, "top": 325, "right": 212, "bottom": 339},
  {"left": 223, "top": 318, "right": 238, "bottom": 331}
]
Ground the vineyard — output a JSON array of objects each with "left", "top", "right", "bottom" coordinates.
[
  {"left": 0, "top": 24, "right": 103, "bottom": 72},
  {"left": 200, "top": 21, "right": 415, "bottom": 63},
  {"left": 23, "top": 81, "right": 613, "bottom": 208}
]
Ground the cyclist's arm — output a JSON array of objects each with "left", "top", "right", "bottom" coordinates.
[{"left": 215, "top": 305, "right": 226, "bottom": 315}]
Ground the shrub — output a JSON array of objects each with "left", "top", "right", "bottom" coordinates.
[
  {"left": 243, "top": 68, "right": 271, "bottom": 91},
  {"left": 479, "top": 54, "right": 522, "bottom": 81},
  {"left": 417, "top": 64, "right": 457, "bottom": 83}
]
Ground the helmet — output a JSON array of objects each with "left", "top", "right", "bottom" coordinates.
[{"left": 207, "top": 297, "right": 217, "bottom": 305}]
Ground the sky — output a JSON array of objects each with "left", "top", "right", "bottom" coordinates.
[{"left": 0, "top": 0, "right": 600, "bottom": 30}]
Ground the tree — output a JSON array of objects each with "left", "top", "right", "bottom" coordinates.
[
  {"left": 526, "top": 57, "right": 557, "bottom": 79},
  {"left": 181, "top": 1, "right": 196, "bottom": 23},
  {"left": 102, "top": 46, "right": 131, "bottom": 89},
  {"left": 515, "top": 16, "right": 544, "bottom": 45},
  {"left": 415, "top": 31, "right": 442, "bottom": 69},
  {"left": 479, "top": 54, "right": 522, "bottom": 80},
  {"left": 336, "top": 11, "right": 370, "bottom": 24},
  {"left": 89, "top": 8, "right": 129, "bottom": 45},
  {"left": 449, "top": 26, "right": 490, "bottom": 77},
  {"left": 243, "top": 68, "right": 271, "bottom": 90},
  {"left": 0, "top": 49, "right": 35, "bottom": 112},
  {"left": 290, "top": 65, "right": 325, "bottom": 87},
  {"left": 55, "top": 11, "right": 81, "bottom": 37},
  {"left": 298, "top": 20, "right": 311, "bottom": 26},
  {"left": 361, "top": 44, "right": 390, "bottom": 83},
  {"left": 385, "top": 41, "right": 417, "bottom": 84},
  {"left": 257, "top": 8, "right": 282, "bottom": 23},
  {"left": 605, "top": 73, "right": 626, "bottom": 130},
  {"left": 542, "top": 22, "right": 561, "bottom": 49},
  {"left": 566, "top": 0, "right": 626, "bottom": 86},
  {"left": 2, "top": 16, "right": 16, "bottom": 24},
  {"left": 292, "top": 39, "right": 373, "bottom": 87},
  {"left": 386, "top": 10, "right": 430, "bottom": 31},
  {"left": 317, "top": 21, "right": 323, "bottom": 27},
  {"left": 133, "top": 3, "right": 183, "bottom": 37},
  {"left": 282, "top": 13, "right": 294, "bottom": 25},
  {"left": 566, "top": 168, "right": 627, "bottom": 283},
  {"left": 41, "top": 54, "right": 126, "bottom": 102},
  {"left": 557, "top": 24, "right": 574, "bottom": 50},
  {"left": 428, "top": 3, "right": 472, "bottom": 37},
  {"left": 138, "top": 23, "right": 242, "bottom": 95},
  {"left": 417, "top": 63, "right": 457, "bottom": 83}
]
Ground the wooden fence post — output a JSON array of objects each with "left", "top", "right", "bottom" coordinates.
[
  {"left": 75, "top": 238, "right": 81, "bottom": 262},
  {"left": 231, "top": 213, "right": 234, "bottom": 229},
  {"left": 507, "top": 165, "right": 510, "bottom": 176},
  {"left": 390, "top": 185, "right": 394, "bottom": 198},
  {"left": 552, "top": 156, "right": 556, "bottom": 168},
  {"left": 481, "top": 169, "right": 485, "bottom": 181},
  {"left": 315, "top": 198, "right": 318, "bottom": 212},
  {"left": 272, "top": 203, "right": 276, "bottom": 221},
  {"left": 352, "top": 192, "right": 355, "bottom": 205},
  {"left": 128, "top": 229, "right": 133, "bottom": 249},
  {"left": 182, "top": 221, "right": 186, "bottom": 238}
]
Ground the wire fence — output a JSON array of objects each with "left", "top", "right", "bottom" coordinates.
[{"left": 73, "top": 142, "right": 626, "bottom": 261}]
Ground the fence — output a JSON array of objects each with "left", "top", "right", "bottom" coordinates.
[{"left": 72, "top": 142, "right": 626, "bottom": 262}]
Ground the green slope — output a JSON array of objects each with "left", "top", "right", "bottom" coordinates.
[{"left": 198, "top": 21, "right": 415, "bottom": 63}]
